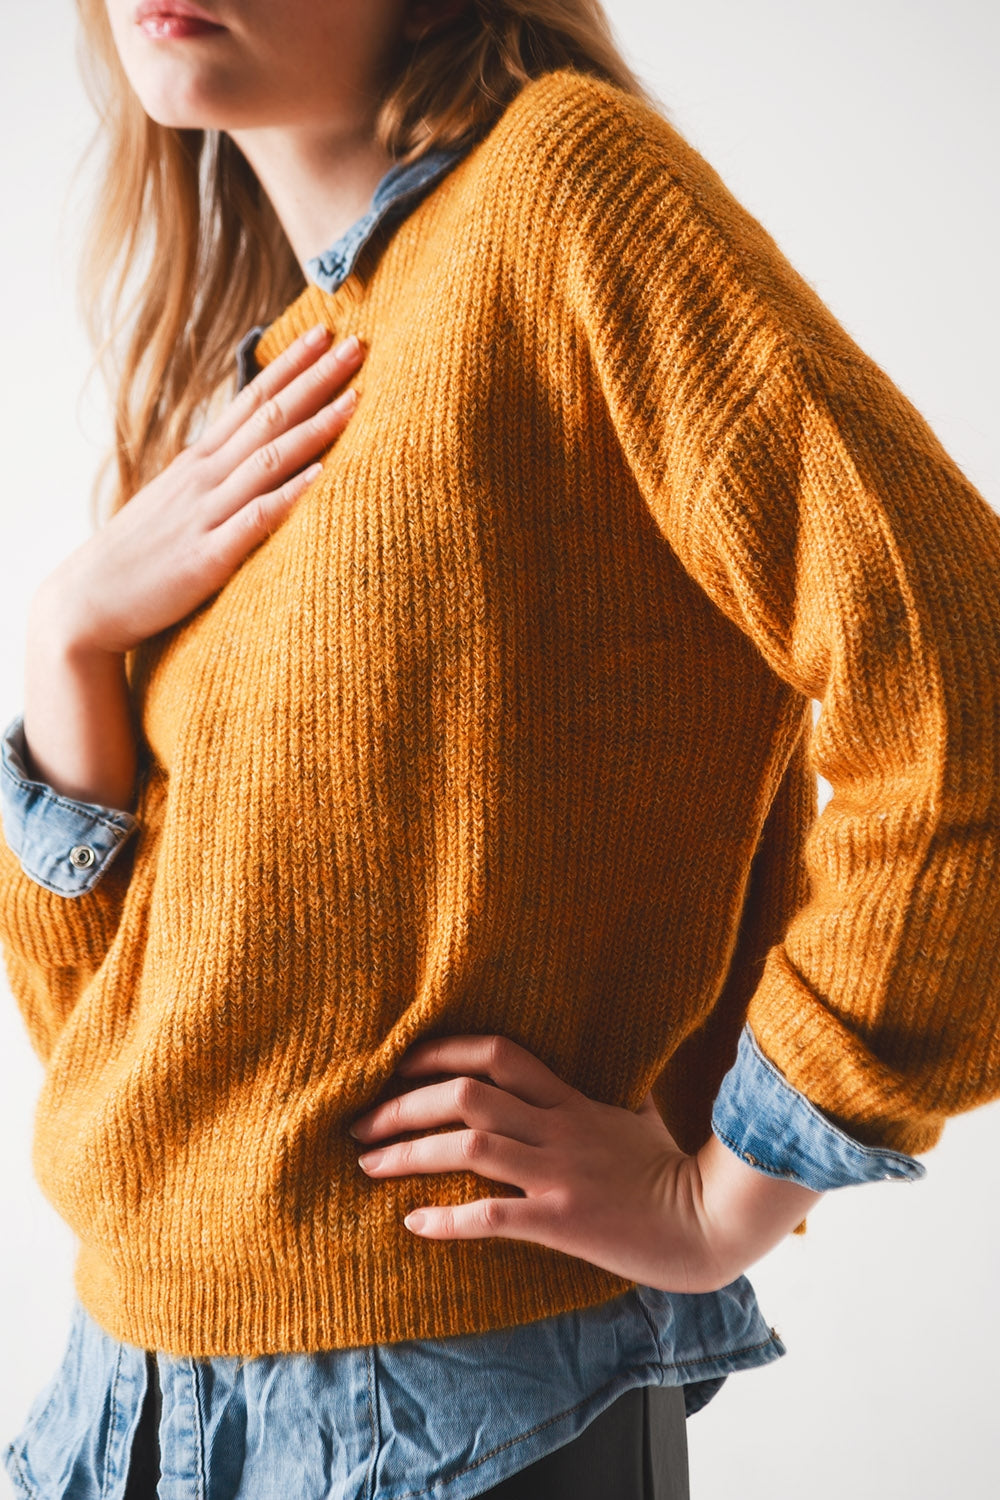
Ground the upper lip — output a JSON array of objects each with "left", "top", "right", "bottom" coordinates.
[{"left": 134, "top": 0, "right": 224, "bottom": 25}]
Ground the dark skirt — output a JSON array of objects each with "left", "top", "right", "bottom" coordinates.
[{"left": 124, "top": 1349, "right": 690, "bottom": 1500}]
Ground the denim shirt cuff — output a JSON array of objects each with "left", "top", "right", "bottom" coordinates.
[
  {"left": 0, "top": 714, "right": 139, "bottom": 897},
  {"left": 711, "top": 1021, "right": 927, "bottom": 1192}
]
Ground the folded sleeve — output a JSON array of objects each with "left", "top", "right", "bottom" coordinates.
[
  {"left": 711, "top": 1022, "right": 926, "bottom": 1191},
  {"left": 552, "top": 77, "right": 1000, "bottom": 1159},
  {"left": 1, "top": 714, "right": 138, "bottom": 896},
  {"left": 0, "top": 713, "right": 141, "bottom": 1060}
]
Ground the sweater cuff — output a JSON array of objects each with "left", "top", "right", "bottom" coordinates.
[
  {"left": 0, "top": 715, "right": 139, "bottom": 898},
  {"left": 711, "top": 1022, "right": 927, "bottom": 1192}
]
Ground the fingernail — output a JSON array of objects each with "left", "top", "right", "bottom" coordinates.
[
  {"left": 358, "top": 1150, "right": 383, "bottom": 1170},
  {"left": 298, "top": 463, "right": 323, "bottom": 486},
  {"left": 332, "top": 386, "right": 358, "bottom": 413},
  {"left": 304, "top": 323, "right": 331, "bottom": 346},
  {"left": 404, "top": 1211, "right": 427, "bottom": 1232},
  {"left": 334, "top": 334, "right": 361, "bottom": 359}
]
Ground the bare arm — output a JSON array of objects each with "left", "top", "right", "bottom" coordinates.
[{"left": 22, "top": 619, "right": 139, "bottom": 811}]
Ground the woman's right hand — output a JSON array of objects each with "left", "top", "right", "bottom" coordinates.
[
  {"left": 19, "top": 323, "right": 363, "bottom": 812},
  {"left": 40, "top": 321, "right": 364, "bottom": 654}
]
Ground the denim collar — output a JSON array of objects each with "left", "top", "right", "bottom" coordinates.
[
  {"left": 306, "top": 143, "right": 468, "bottom": 291},
  {"left": 235, "top": 142, "right": 470, "bottom": 391}
]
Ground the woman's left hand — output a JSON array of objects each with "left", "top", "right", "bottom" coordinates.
[{"left": 348, "top": 1033, "right": 812, "bottom": 1294}]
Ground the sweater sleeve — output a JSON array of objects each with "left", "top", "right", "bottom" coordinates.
[
  {"left": 0, "top": 713, "right": 140, "bottom": 1061},
  {"left": 553, "top": 79, "right": 1000, "bottom": 1158},
  {"left": 675, "top": 344, "right": 1000, "bottom": 1158}
]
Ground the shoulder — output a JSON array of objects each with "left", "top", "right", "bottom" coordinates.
[
  {"left": 482, "top": 66, "right": 700, "bottom": 202},
  {"left": 483, "top": 67, "right": 863, "bottom": 364},
  {"left": 487, "top": 67, "right": 753, "bottom": 220}
]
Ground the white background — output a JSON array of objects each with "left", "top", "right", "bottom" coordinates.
[{"left": 1, "top": 3, "right": 998, "bottom": 1497}]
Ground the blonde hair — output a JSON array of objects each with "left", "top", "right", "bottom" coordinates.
[{"left": 74, "top": 0, "right": 659, "bottom": 521}]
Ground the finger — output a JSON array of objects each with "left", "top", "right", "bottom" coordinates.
[
  {"left": 404, "top": 1195, "right": 553, "bottom": 1242},
  {"left": 357, "top": 1127, "right": 542, "bottom": 1192},
  {"left": 209, "top": 335, "right": 364, "bottom": 481},
  {"left": 207, "top": 461, "right": 324, "bottom": 574},
  {"left": 395, "top": 1034, "right": 576, "bottom": 1110},
  {"left": 349, "top": 1075, "right": 547, "bottom": 1147},
  {"left": 195, "top": 323, "right": 338, "bottom": 456},
  {"left": 207, "top": 390, "right": 357, "bottom": 528}
]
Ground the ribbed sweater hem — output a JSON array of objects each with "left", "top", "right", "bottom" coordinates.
[{"left": 73, "top": 1237, "right": 635, "bottom": 1358}]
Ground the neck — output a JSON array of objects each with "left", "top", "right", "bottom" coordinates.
[{"left": 228, "top": 122, "right": 398, "bottom": 270}]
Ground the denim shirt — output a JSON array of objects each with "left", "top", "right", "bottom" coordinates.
[{"left": 1, "top": 138, "right": 925, "bottom": 1500}]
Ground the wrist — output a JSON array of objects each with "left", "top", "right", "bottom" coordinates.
[
  {"left": 23, "top": 582, "right": 138, "bottom": 811},
  {"left": 30, "top": 567, "right": 120, "bottom": 663},
  {"left": 694, "top": 1130, "right": 825, "bottom": 1285}
]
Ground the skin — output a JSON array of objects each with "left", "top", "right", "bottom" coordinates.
[
  {"left": 26, "top": 0, "right": 825, "bottom": 1293},
  {"left": 348, "top": 1033, "right": 823, "bottom": 1293},
  {"left": 103, "top": 0, "right": 468, "bottom": 263}
]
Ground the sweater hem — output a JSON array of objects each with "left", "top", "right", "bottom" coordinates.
[{"left": 73, "top": 1236, "right": 637, "bottom": 1358}]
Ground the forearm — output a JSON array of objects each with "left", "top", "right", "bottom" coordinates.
[{"left": 23, "top": 576, "right": 138, "bottom": 813}]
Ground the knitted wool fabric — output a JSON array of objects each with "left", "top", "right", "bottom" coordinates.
[{"left": 2, "top": 67, "right": 998, "bottom": 1357}]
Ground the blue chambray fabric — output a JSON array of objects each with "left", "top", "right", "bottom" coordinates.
[
  {"left": 0, "top": 716, "right": 138, "bottom": 896},
  {"left": 1, "top": 135, "right": 926, "bottom": 1500},
  {"left": 712, "top": 1021, "right": 926, "bottom": 1192},
  {"left": 3, "top": 1286, "right": 775, "bottom": 1500},
  {"left": 305, "top": 145, "right": 469, "bottom": 294}
]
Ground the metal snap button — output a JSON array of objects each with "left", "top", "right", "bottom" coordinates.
[{"left": 69, "top": 845, "right": 97, "bottom": 869}]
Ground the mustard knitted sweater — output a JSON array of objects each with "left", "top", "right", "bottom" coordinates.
[{"left": 2, "top": 67, "right": 999, "bottom": 1358}]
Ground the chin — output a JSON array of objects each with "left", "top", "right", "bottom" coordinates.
[
  {"left": 132, "top": 82, "right": 241, "bottom": 132},
  {"left": 119, "top": 53, "right": 244, "bottom": 131}
]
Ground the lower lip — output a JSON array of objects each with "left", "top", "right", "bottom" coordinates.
[{"left": 138, "top": 16, "right": 226, "bottom": 40}]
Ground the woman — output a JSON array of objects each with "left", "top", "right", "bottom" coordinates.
[{"left": 2, "top": 2, "right": 998, "bottom": 1497}]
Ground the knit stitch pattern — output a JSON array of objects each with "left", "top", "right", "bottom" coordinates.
[{"left": 2, "top": 67, "right": 998, "bottom": 1357}]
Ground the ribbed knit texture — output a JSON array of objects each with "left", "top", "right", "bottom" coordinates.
[{"left": 2, "top": 67, "right": 999, "bottom": 1357}]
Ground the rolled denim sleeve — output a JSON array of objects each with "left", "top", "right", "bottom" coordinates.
[
  {"left": 0, "top": 715, "right": 139, "bottom": 898},
  {"left": 711, "top": 1021, "right": 927, "bottom": 1192}
]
